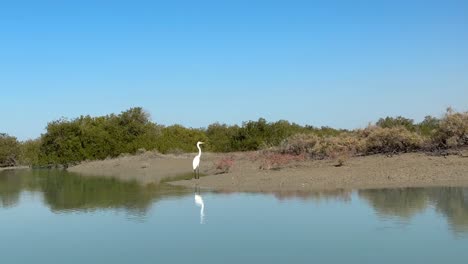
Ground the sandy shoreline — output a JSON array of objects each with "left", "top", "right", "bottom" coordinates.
[
  {"left": 172, "top": 153, "right": 468, "bottom": 192},
  {"left": 68, "top": 152, "right": 200, "bottom": 184},
  {"left": 67, "top": 150, "right": 468, "bottom": 192},
  {"left": 0, "top": 166, "right": 29, "bottom": 172}
]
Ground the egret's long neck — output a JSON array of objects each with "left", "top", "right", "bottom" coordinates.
[{"left": 197, "top": 144, "right": 202, "bottom": 157}]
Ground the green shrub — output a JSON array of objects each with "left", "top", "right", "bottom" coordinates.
[
  {"left": 19, "top": 138, "right": 42, "bottom": 166},
  {"left": 156, "top": 125, "right": 207, "bottom": 154},
  {"left": 206, "top": 123, "right": 238, "bottom": 152},
  {"left": 376, "top": 116, "right": 416, "bottom": 131},
  {"left": 229, "top": 119, "right": 328, "bottom": 151},
  {"left": 417, "top": 115, "right": 440, "bottom": 137},
  {"left": 37, "top": 107, "right": 162, "bottom": 166},
  {"left": 0, "top": 133, "right": 20, "bottom": 167}
]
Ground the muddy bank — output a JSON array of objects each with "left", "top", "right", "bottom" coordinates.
[
  {"left": 68, "top": 151, "right": 468, "bottom": 191},
  {"left": 172, "top": 153, "right": 468, "bottom": 191},
  {"left": 67, "top": 151, "right": 222, "bottom": 184}
]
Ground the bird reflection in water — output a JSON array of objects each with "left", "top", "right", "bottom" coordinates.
[{"left": 194, "top": 188, "right": 205, "bottom": 224}]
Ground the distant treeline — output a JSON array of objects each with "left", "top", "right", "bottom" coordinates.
[
  {"left": 0, "top": 107, "right": 344, "bottom": 167},
  {"left": 1, "top": 107, "right": 467, "bottom": 167}
]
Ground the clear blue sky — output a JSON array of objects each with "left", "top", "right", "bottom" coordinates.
[{"left": 1, "top": 0, "right": 467, "bottom": 140}]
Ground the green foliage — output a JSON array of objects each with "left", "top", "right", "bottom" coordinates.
[
  {"left": 418, "top": 115, "right": 440, "bottom": 136},
  {"left": 230, "top": 119, "right": 324, "bottom": 151},
  {"left": 306, "top": 125, "right": 346, "bottom": 137},
  {"left": 19, "top": 138, "right": 42, "bottom": 166},
  {"left": 37, "top": 107, "right": 161, "bottom": 166},
  {"left": 205, "top": 119, "right": 340, "bottom": 152},
  {"left": 231, "top": 118, "right": 270, "bottom": 151},
  {"left": 156, "top": 125, "right": 207, "bottom": 154},
  {"left": 378, "top": 115, "right": 442, "bottom": 137},
  {"left": 377, "top": 116, "right": 416, "bottom": 131},
  {"left": 206, "top": 123, "right": 238, "bottom": 152},
  {"left": 0, "top": 133, "right": 20, "bottom": 167},
  {"left": 40, "top": 118, "right": 84, "bottom": 166}
]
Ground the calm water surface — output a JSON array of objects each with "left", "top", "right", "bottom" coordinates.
[{"left": 1, "top": 169, "right": 468, "bottom": 264}]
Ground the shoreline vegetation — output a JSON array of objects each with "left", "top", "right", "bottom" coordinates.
[{"left": 1, "top": 107, "right": 468, "bottom": 191}]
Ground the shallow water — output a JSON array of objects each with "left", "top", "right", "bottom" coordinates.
[{"left": 1, "top": 170, "right": 468, "bottom": 264}]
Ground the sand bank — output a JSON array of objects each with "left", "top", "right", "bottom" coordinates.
[
  {"left": 67, "top": 150, "right": 468, "bottom": 192},
  {"left": 0, "top": 166, "right": 29, "bottom": 172},
  {"left": 68, "top": 152, "right": 221, "bottom": 184},
  {"left": 171, "top": 152, "right": 468, "bottom": 191}
]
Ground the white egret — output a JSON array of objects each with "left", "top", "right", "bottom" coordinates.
[
  {"left": 194, "top": 193, "right": 205, "bottom": 224},
  {"left": 192, "top": 141, "right": 204, "bottom": 179}
]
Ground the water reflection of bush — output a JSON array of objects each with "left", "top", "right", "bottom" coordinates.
[
  {"left": 0, "top": 169, "right": 191, "bottom": 215},
  {"left": 213, "top": 189, "right": 353, "bottom": 202},
  {"left": 428, "top": 188, "right": 468, "bottom": 234},
  {"left": 0, "top": 171, "right": 23, "bottom": 207},
  {"left": 359, "top": 187, "right": 468, "bottom": 234},
  {"left": 272, "top": 189, "right": 352, "bottom": 202},
  {"left": 216, "top": 187, "right": 468, "bottom": 234},
  {"left": 358, "top": 188, "right": 429, "bottom": 219}
]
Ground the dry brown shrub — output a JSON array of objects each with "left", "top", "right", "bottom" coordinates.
[
  {"left": 334, "top": 155, "right": 348, "bottom": 167},
  {"left": 359, "top": 126, "right": 424, "bottom": 154},
  {"left": 433, "top": 109, "right": 468, "bottom": 148},
  {"left": 313, "top": 134, "right": 364, "bottom": 159},
  {"left": 267, "top": 109, "right": 468, "bottom": 165},
  {"left": 328, "top": 147, "right": 353, "bottom": 167},
  {"left": 279, "top": 133, "right": 363, "bottom": 161},
  {"left": 279, "top": 133, "right": 319, "bottom": 155}
]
